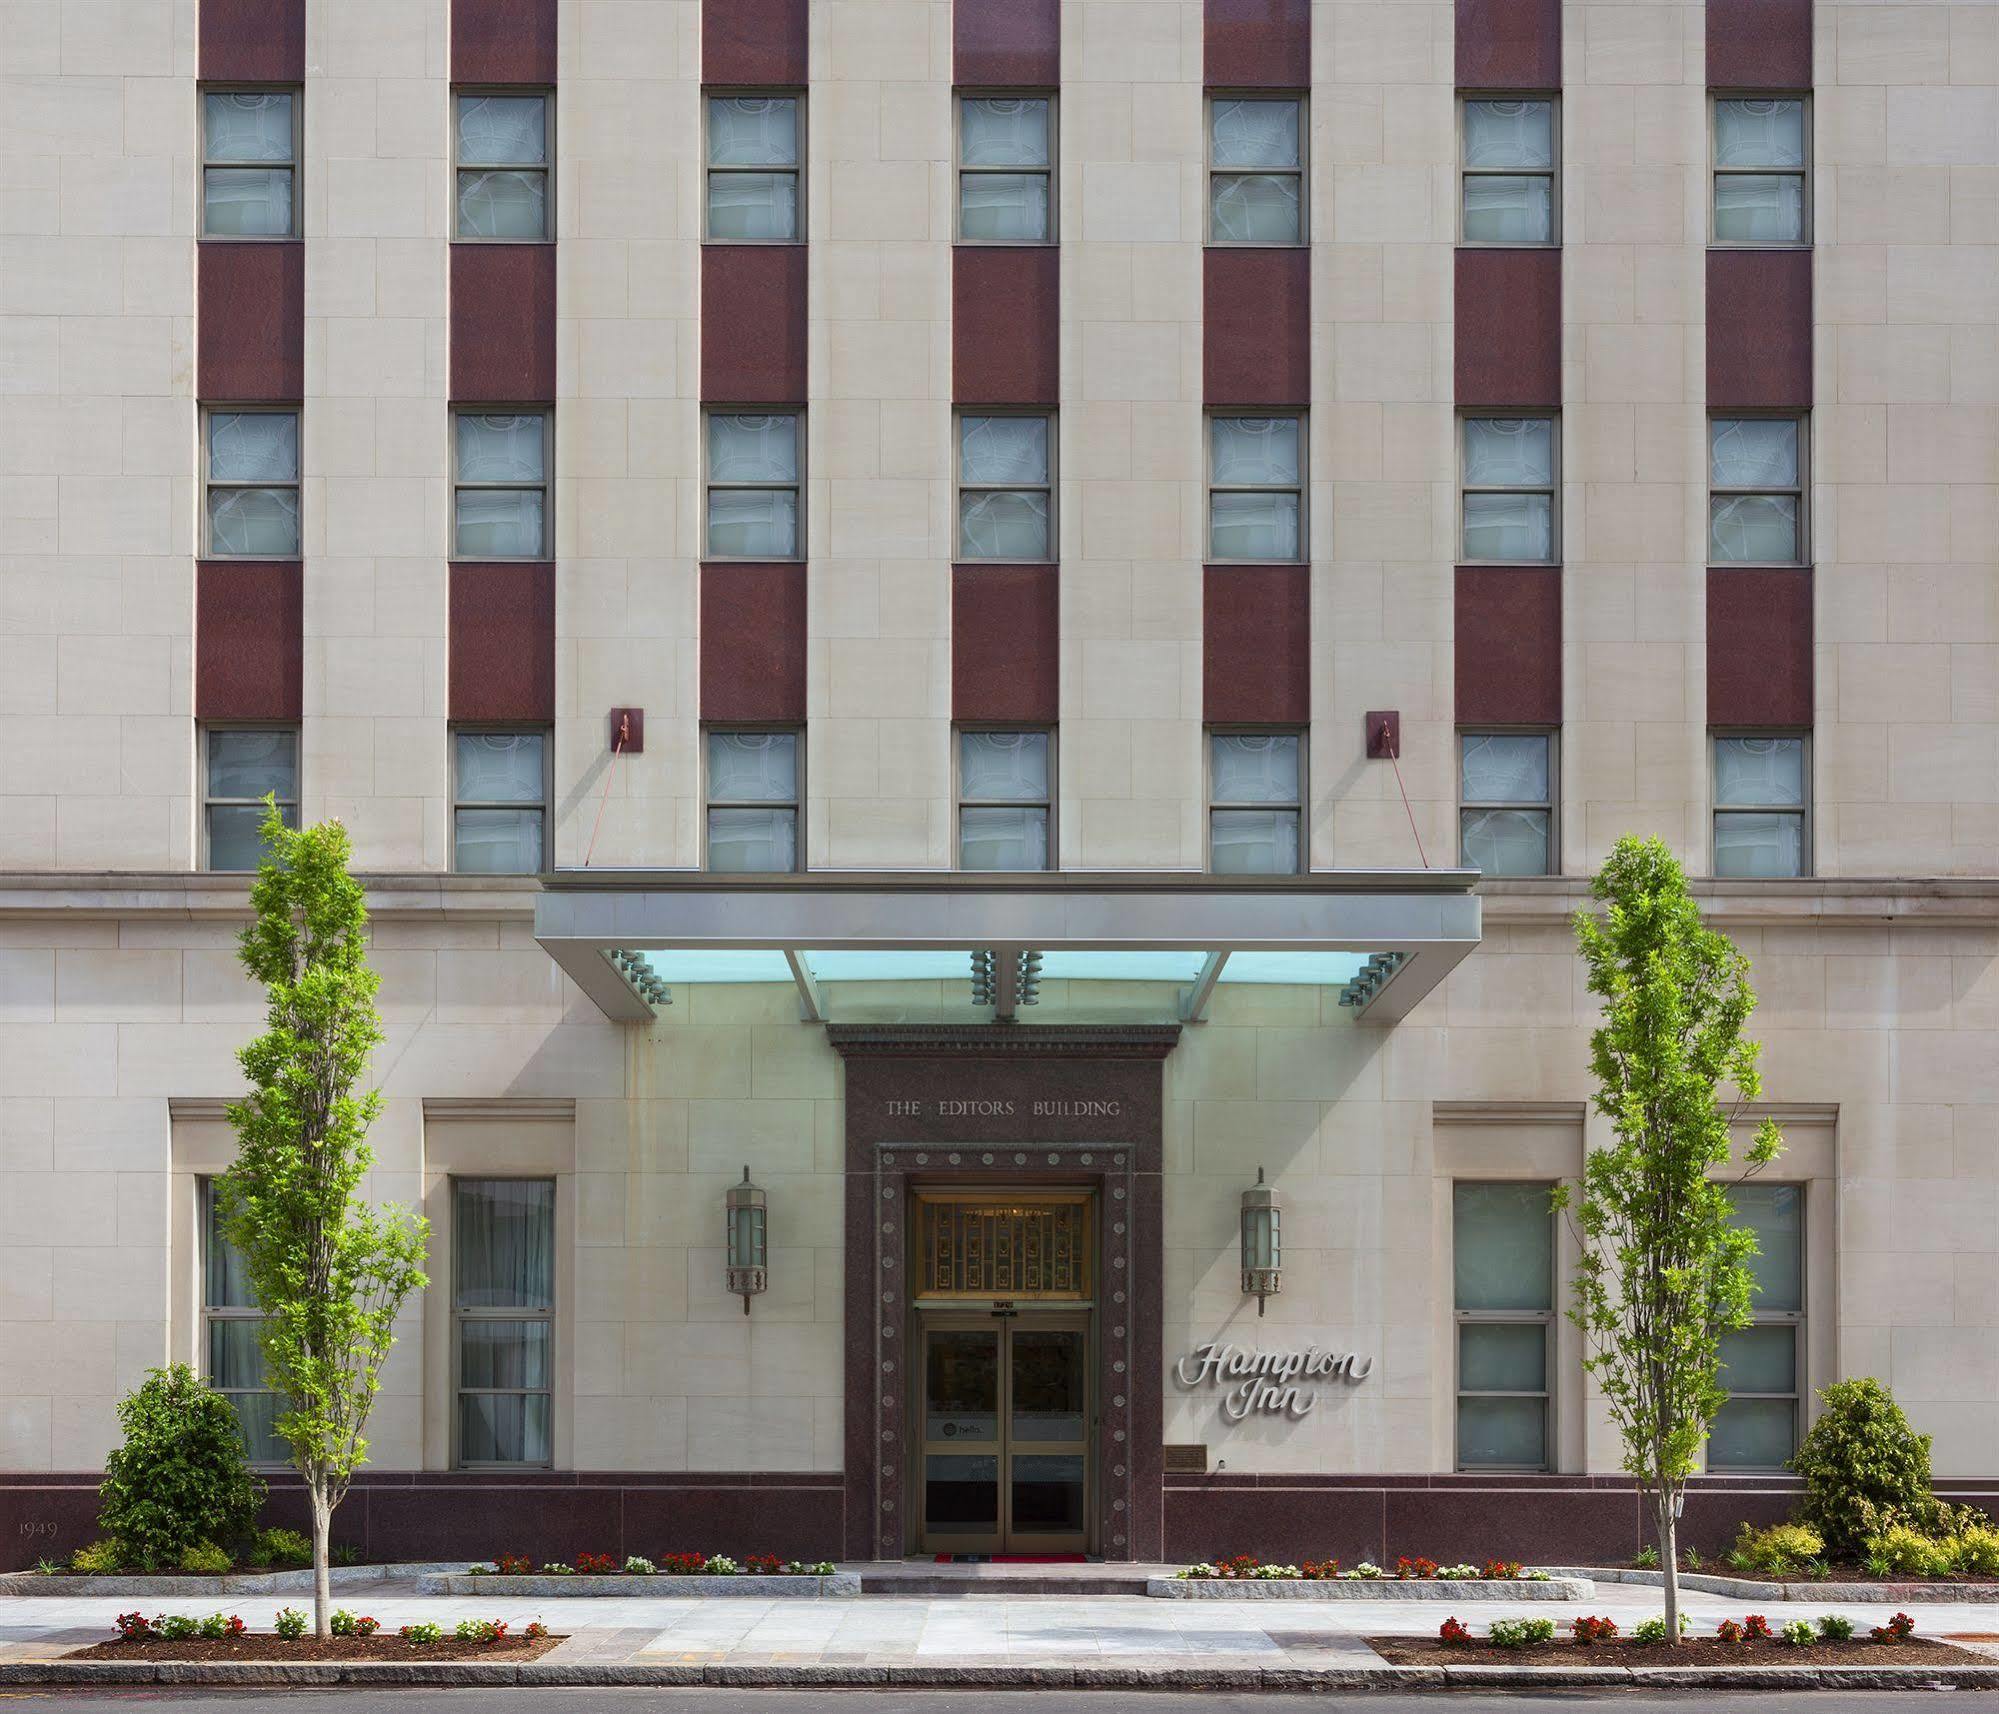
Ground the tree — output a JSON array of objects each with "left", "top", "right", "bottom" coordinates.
[
  {"left": 1555, "top": 836, "right": 1782, "bottom": 1642},
  {"left": 99, "top": 1364, "right": 265, "bottom": 1569},
  {"left": 213, "top": 802, "right": 427, "bottom": 1637}
]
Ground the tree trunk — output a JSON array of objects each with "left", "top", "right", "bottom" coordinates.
[
  {"left": 310, "top": 1488, "right": 333, "bottom": 1640},
  {"left": 1655, "top": 1490, "right": 1682, "bottom": 1645}
]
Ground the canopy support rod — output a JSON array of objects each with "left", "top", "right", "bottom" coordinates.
[
  {"left": 1180, "top": 950, "right": 1229, "bottom": 1023},
  {"left": 783, "top": 950, "right": 824, "bottom": 1024},
  {"left": 992, "top": 947, "right": 1021, "bottom": 1023}
]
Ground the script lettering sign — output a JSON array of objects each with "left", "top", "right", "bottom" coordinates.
[{"left": 1173, "top": 1340, "right": 1375, "bottom": 1423}]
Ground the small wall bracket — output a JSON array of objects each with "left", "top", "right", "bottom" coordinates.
[
  {"left": 1365, "top": 710, "right": 1401, "bottom": 760},
  {"left": 609, "top": 708, "right": 645, "bottom": 754}
]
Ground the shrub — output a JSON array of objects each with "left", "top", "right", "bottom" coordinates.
[
  {"left": 1730, "top": 1521, "right": 1824, "bottom": 1578},
  {"left": 1632, "top": 1543, "right": 1660, "bottom": 1569},
  {"left": 1680, "top": 1547, "right": 1704, "bottom": 1571},
  {"left": 252, "top": 1528, "right": 312, "bottom": 1569},
  {"left": 456, "top": 1618, "right": 509, "bottom": 1643},
  {"left": 1486, "top": 1618, "right": 1555, "bottom": 1650},
  {"left": 72, "top": 1539, "right": 126, "bottom": 1574},
  {"left": 113, "top": 1612, "right": 156, "bottom": 1641},
  {"left": 1792, "top": 1378, "right": 1942, "bottom": 1554},
  {"left": 1632, "top": 1614, "right": 1690, "bottom": 1644},
  {"left": 574, "top": 1553, "right": 618, "bottom": 1575},
  {"left": 1871, "top": 1611, "right": 1916, "bottom": 1643},
  {"left": 1741, "top": 1614, "right": 1773, "bottom": 1640},
  {"left": 625, "top": 1556, "right": 657, "bottom": 1575},
  {"left": 399, "top": 1622, "right": 443, "bottom": 1644},
  {"left": 97, "top": 1366, "right": 265, "bottom": 1572},
  {"left": 1954, "top": 1525, "right": 1999, "bottom": 1576},
  {"left": 1572, "top": 1615, "right": 1618, "bottom": 1644},
  {"left": 1438, "top": 1617, "right": 1472, "bottom": 1647},
  {"left": 1816, "top": 1613, "right": 1854, "bottom": 1642},
  {"left": 273, "top": 1608, "right": 308, "bottom": 1641},
  {"left": 178, "top": 1540, "right": 233, "bottom": 1574},
  {"left": 1866, "top": 1523, "right": 1951, "bottom": 1576},
  {"left": 494, "top": 1554, "right": 532, "bottom": 1576},
  {"left": 157, "top": 1614, "right": 201, "bottom": 1641},
  {"left": 1781, "top": 1619, "right": 1815, "bottom": 1647}
]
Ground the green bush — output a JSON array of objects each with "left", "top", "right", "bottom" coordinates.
[
  {"left": 273, "top": 1607, "right": 308, "bottom": 1641},
  {"left": 1485, "top": 1617, "right": 1555, "bottom": 1649},
  {"left": 1631, "top": 1614, "right": 1691, "bottom": 1643},
  {"left": 1790, "top": 1378, "right": 1943, "bottom": 1554},
  {"left": 157, "top": 1614, "right": 201, "bottom": 1641},
  {"left": 70, "top": 1538, "right": 126, "bottom": 1573},
  {"left": 1953, "top": 1524, "right": 1999, "bottom": 1576},
  {"left": 178, "top": 1540, "right": 233, "bottom": 1574},
  {"left": 1729, "top": 1521, "right": 1824, "bottom": 1578},
  {"left": 1816, "top": 1614, "right": 1854, "bottom": 1641},
  {"left": 1866, "top": 1523, "right": 1951, "bottom": 1577},
  {"left": 251, "top": 1527, "right": 313, "bottom": 1568},
  {"left": 97, "top": 1366, "right": 265, "bottom": 1572}
]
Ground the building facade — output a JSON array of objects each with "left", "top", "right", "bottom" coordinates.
[{"left": 1, "top": 0, "right": 1996, "bottom": 1568}]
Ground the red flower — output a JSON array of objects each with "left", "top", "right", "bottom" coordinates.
[
  {"left": 1741, "top": 1614, "right": 1773, "bottom": 1641},
  {"left": 495, "top": 1554, "right": 532, "bottom": 1576},
  {"left": 1872, "top": 1612, "right": 1916, "bottom": 1642},
  {"left": 1716, "top": 1619, "right": 1743, "bottom": 1643},
  {"left": 1396, "top": 1556, "right": 1439, "bottom": 1580},
  {"left": 225, "top": 1615, "right": 247, "bottom": 1637},
  {"left": 574, "top": 1553, "right": 619, "bottom": 1576},
  {"left": 524, "top": 1621, "right": 549, "bottom": 1641},
  {"left": 1571, "top": 1615, "right": 1618, "bottom": 1644},
  {"left": 1300, "top": 1559, "right": 1341, "bottom": 1580},
  {"left": 113, "top": 1612, "right": 156, "bottom": 1641},
  {"left": 744, "top": 1554, "right": 785, "bottom": 1575},
  {"left": 1215, "top": 1555, "right": 1262, "bottom": 1580},
  {"left": 1439, "top": 1617, "right": 1472, "bottom": 1647},
  {"left": 660, "top": 1553, "right": 709, "bottom": 1575},
  {"left": 1483, "top": 1559, "right": 1522, "bottom": 1580}
]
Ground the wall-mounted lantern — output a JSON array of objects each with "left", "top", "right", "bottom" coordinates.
[
  {"left": 725, "top": 1165, "right": 767, "bottom": 1313},
  {"left": 1240, "top": 1166, "right": 1281, "bottom": 1315}
]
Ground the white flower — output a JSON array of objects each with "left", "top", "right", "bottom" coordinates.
[
  {"left": 624, "top": 1556, "right": 656, "bottom": 1575},
  {"left": 704, "top": 1555, "right": 741, "bottom": 1575}
]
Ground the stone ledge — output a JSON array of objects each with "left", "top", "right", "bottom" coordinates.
[
  {"left": 0, "top": 1565, "right": 464, "bottom": 1598},
  {"left": 1146, "top": 1576, "right": 1594, "bottom": 1600},
  {"left": 1548, "top": 1566, "right": 1999, "bottom": 1604},
  {"left": 417, "top": 1572, "right": 859, "bottom": 1598}
]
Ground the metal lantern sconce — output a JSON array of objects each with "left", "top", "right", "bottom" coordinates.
[
  {"left": 725, "top": 1165, "right": 768, "bottom": 1313},
  {"left": 1240, "top": 1166, "right": 1281, "bottom": 1315}
]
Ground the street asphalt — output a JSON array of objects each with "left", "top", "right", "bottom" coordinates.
[{"left": 5, "top": 1693, "right": 1999, "bottom": 1711}]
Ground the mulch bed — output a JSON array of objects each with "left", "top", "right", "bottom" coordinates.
[
  {"left": 1372, "top": 1635, "right": 1985, "bottom": 1667},
  {"left": 1641, "top": 1562, "right": 1999, "bottom": 1585},
  {"left": 73, "top": 1636, "right": 565, "bottom": 1663}
]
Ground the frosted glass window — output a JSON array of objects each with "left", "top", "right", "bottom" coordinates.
[
  {"left": 455, "top": 93, "right": 550, "bottom": 239},
  {"left": 1459, "top": 732, "right": 1554, "bottom": 875},
  {"left": 1209, "top": 733, "right": 1301, "bottom": 874},
  {"left": 958, "top": 415, "right": 1053, "bottom": 559},
  {"left": 454, "top": 1179, "right": 554, "bottom": 1465},
  {"left": 707, "top": 413, "right": 802, "bottom": 558},
  {"left": 454, "top": 413, "right": 549, "bottom": 557},
  {"left": 1710, "top": 417, "right": 1804, "bottom": 563},
  {"left": 202, "top": 1183, "right": 287, "bottom": 1463},
  {"left": 1453, "top": 1182, "right": 1553, "bottom": 1312},
  {"left": 959, "top": 731, "right": 1052, "bottom": 871},
  {"left": 1462, "top": 99, "right": 1556, "bottom": 243},
  {"left": 202, "top": 90, "right": 297, "bottom": 237},
  {"left": 1729, "top": 1183, "right": 1803, "bottom": 1312},
  {"left": 1713, "top": 735, "right": 1807, "bottom": 877},
  {"left": 452, "top": 731, "right": 546, "bottom": 874},
  {"left": 707, "top": 732, "right": 800, "bottom": 872},
  {"left": 1462, "top": 417, "right": 1558, "bottom": 562},
  {"left": 1209, "top": 98, "right": 1304, "bottom": 243},
  {"left": 1454, "top": 1182, "right": 1553, "bottom": 1470},
  {"left": 960, "top": 97, "right": 1053, "bottom": 241},
  {"left": 205, "top": 410, "right": 300, "bottom": 557},
  {"left": 1711, "top": 1181, "right": 1803, "bottom": 1467},
  {"left": 1714, "top": 99, "right": 1807, "bottom": 243},
  {"left": 708, "top": 96, "right": 800, "bottom": 240},
  {"left": 1209, "top": 417, "right": 1304, "bottom": 560},
  {"left": 205, "top": 727, "right": 299, "bottom": 872}
]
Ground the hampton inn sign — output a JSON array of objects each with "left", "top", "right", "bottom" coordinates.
[{"left": 1175, "top": 1343, "right": 1377, "bottom": 1423}]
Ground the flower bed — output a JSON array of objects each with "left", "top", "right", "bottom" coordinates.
[
  {"left": 76, "top": 1611, "right": 562, "bottom": 1663},
  {"left": 1373, "top": 1609, "right": 1979, "bottom": 1668},
  {"left": 1173, "top": 1555, "right": 1548, "bottom": 1582},
  {"left": 1152, "top": 1556, "right": 1584, "bottom": 1601},
  {"left": 468, "top": 1552, "right": 836, "bottom": 1578}
]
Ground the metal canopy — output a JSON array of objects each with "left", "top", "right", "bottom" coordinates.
[{"left": 534, "top": 870, "right": 1481, "bottom": 1028}]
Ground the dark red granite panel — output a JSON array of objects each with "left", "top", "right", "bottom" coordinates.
[
  {"left": 954, "top": 247, "right": 1060, "bottom": 408},
  {"left": 703, "top": 245, "right": 808, "bottom": 406},
  {"left": 450, "top": 562, "right": 555, "bottom": 722},
  {"left": 1708, "top": 0, "right": 1813, "bottom": 90},
  {"left": 953, "top": 563, "right": 1059, "bottom": 724},
  {"left": 1205, "top": 0, "right": 1310, "bottom": 88},
  {"left": 1707, "top": 568, "right": 1812, "bottom": 725},
  {"left": 200, "top": 0, "right": 304, "bottom": 81},
  {"left": 450, "top": 243, "right": 557, "bottom": 403},
  {"left": 955, "top": 0, "right": 1060, "bottom": 85},
  {"left": 1455, "top": 247, "right": 1560, "bottom": 410},
  {"left": 1204, "top": 564, "right": 1309, "bottom": 724},
  {"left": 1708, "top": 249, "right": 1813, "bottom": 411},
  {"left": 1455, "top": 566, "right": 1562, "bottom": 726},
  {"left": 701, "top": 562, "right": 808, "bottom": 723},
  {"left": 1204, "top": 247, "right": 1310, "bottom": 408},
  {"left": 451, "top": 0, "right": 557, "bottom": 83},
  {"left": 1455, "top": 0, "right": 1561, "bottom": 90},
  {"left": 197, "top": 241, "right": 303, "bottom": 403},
  {"left": 196, "top": 561, "right": 302, "bottom": 721},
  {"left": 704, "top": 0, "right": 808, "bottom": 86}
]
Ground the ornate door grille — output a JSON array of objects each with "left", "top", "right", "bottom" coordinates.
[{"left": 915, "top": 1189, "right": 1093, "bottom": 1301}]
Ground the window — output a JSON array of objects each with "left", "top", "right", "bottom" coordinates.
[
  {"left": 1208, "top": 416, "right": 1303, "bottom": 561},
  {"left": 452, "top": 730, "right": 548, "bottom": 874},
  {"left": 1709, "top": 416, "right": 1805, "bottom": 565},
  {"left": 1208, "top": 96, "right": 1304, "bottom": 243},
  {"left": 958, "top": 730, "right": 1052, "bottom": 870},
  {"left": 957, "top": 414, "right": 1053, "bottom": 560},
  {"left": 958, "top": 95, "right": 1053, "bottom": 242},
  {"left": 1713, "top": 734, "right": 1808, "bottom": 878},
  {"left": 1713, "top": 97, "right": 1808, "bottom": 246},
  {"left": 1208, "top": 731, "right": 1302, "bottom": 874},
  {"left": 706, "top": 94, "right": 801, "bottom": 241},
  {"left": 201, "top": 1181, "right": 286, "bottom": 1464},
  {"left": 203, "top": 727, "right": 299, "bottom": 871},
  {"left": 1454, "top": 1181, "right": 1553, "bottom": 1471},
  {"left": 201, "top": 88, "right": 298, "bottom": 238},
  {"left": 1461, "top": 97, "right": 1557, "bottom": 244},
  {"left": 1461, "top": 415, "right": 1557, "bottom": 563},
  {"left": 1459, "top": 732, "right": 1554, "bottom": 875},
  {"left": 1711, "top": 1183, "right": 1803, "bottom": 1468},
  {"left": 706, "top": 730, "right": 800, "bottom": 872},
  {"left": 705, "top": 412, "right": 801, "bottom": 558},
  {"left": 203, "top": 408, "right": 300, "bottom": 558},
  {"left": 453, "top": 411, "right": 549, "bottom": 558},
  {"left": 454, "top": 1178, "right": 554, "bottom": 1467},
  {"left": 454, "top": 90, "right": 551, "bottom": 240}
]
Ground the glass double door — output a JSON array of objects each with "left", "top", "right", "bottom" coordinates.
[{"left": 919, "top": 1314, "right": 1091, "bottom": 1554}]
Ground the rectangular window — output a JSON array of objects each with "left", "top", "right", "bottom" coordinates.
[
  {"left": 706, "top": 730, "right": 800, "bottom": 872},
  {"left": 958, "top": 95, "right": 1054, "bottom": 242},
  {"left": 1713, "top": 733, "right": 1808, "bottom": 878},
  {"left": 1208, "top": 416, "right": 1303, "bottom": 561},
  {"left": 454, "top": 1178, "right": 555, "bottom": 1468},
  {"left": 452, "top": 729, "right": 548, "bottom": 875},
  {"left": 1711, "top": 1183, "right": 1804, "bottom": 1468},
  {"left": 201, "top": 1181, "right": 286, "bottom": 1464},
  {"left": 958, "top": 730, "right": 1052, "bottom": 871},
  {"left": 203, "top": 407, "right": 300, "bottom": 558},
  {"left": 1709, "top": 415, "right": 1805, "bottom": 565},
  {"left": 1454, "top": 1181, "right": 1553, "bottom": 1471},
  {"left": 1461, "top": 97, "right": 1557, "bottom": 244},
  {"left": 957, "top": 414, "right": 1053, "bottom": 560},
  {"left": 1459, "top": 731, "right": 1554, "bottom": 875},
  {"left": 453, "top": 410, "right": 550, "bottom": 558},
  {"left": 706, "top": 93, "right": 801, "bottom": 241},
  {"left": 1461, "top": 415, "right": 1558, "bottom": 563},
  {"left": 454, "top": 89, "right": 551, "bottom": 240},
  {"left": 204, "top": 726, "right": 299, "bottom": 871},
  {"left": 1208, "top": 96, "right": 1305, "bottom": 243},
  {"left": 1713, "top": 97, "right": 1809, "bottom": 246},
  {"left": 705, "top": 412, "right": 802, "bottom": 558},
  {"left": 1208, "top": 731, "right": 1302, "bottom": 874},
  {"left": 201, "top": 87, "right": 299, "bottom": 238}
]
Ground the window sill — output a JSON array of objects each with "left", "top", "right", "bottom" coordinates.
[{"left": 701, "top": 237, "right": 807, "bottom": 248}]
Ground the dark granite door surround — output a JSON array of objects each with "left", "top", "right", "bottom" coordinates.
[{"left": 830, "top": 1024, "right": 1180, "bottom": 1562}]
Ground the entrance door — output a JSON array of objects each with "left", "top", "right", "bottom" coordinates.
[{"left": 918, "top": 1314, "right": 1090, "bottom": 1553}]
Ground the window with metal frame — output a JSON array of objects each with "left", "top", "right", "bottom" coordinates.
[
  {"left": 1208, "top": 416, "right": 1304, "bottom": 561},
  {"left": 204, "top": 726, "right": 299, "bottom": 871},
  {"left": 454, "top": 1178, "right": 555, "bottom": 1467},
  {"left": 1709, "top": 415, "right": 1805, "bottom": 565},
  {"left": 706, "top": 93, "right": 801, "bottom": 241},
  {"left": 1208, "top": 95, "right": 1304, "bottom": 243},
  {"left": 1712, "top": 733, "right": 1808, "bottom": 878},
  {"left": 453, "top": 410, "right": 550, "bottom": 558},
  {"left": 958, "top": 730, "right": 1052, "bottom": 871},
  {"left": 201, "top": 87, "right": 299, "bottom": 238},
  {"left": 957, "top": 414, "right": 1053, "bottom": 560},
  {"left": 451, "top": 730, "right": 548, "bottom": 875},
  {"left": 201, "top": 1180, "right": 287, "bottom": 1464},
  {"left": 1454, "top": 1181, "right": 1553, "bottom": 1471},
  {"left": 1208, "top": 731, "right": 1303, "bottom": 875},
  {"left": 203, "top": 407, "right": 300, "bottom": 558},
  {"left": 1710, "top": 1182, "right": 1803, "bottom": 1468},
  {"left": 959, "top": 95, "right": 1053, "bottom": 241},
  {"left": 1713, "top": 97, "right": 1809, "bottom": 246},
  {"left": 454, "top": 90, "right": 551, "bottom": 240},
  {"left": 1461, "top": 415, "right": 1558, "bottom": 563},
  {"left": 1459, "top": 731, "right": 1555, "bottom": 875},
  {"left": 706, "top": 730, "right": 800, "bottom": 872},
  {"left": 705, "top": 412, "right": 802, "bottom": 559},
  {"left": 1461, "top": 97, "right": 1557, "bottom": 244}
]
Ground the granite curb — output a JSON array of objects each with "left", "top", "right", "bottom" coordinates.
[
  {"left": 0, "top": 1564, "right": 465, "bottom": 1598},
  {"left": 1546, "top": 1565, "right": 1999, "bottom": 1603},
  {"left": 418, "top": 1572, "right": 860, "bottom": 1597},
  {"left": 1147, "top": 1576, "right": 1592, "bottom": 1600}
]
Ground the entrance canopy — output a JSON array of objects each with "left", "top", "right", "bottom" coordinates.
[{"left": 535, "top": 870, "right": 1481, "bottom": 1028}]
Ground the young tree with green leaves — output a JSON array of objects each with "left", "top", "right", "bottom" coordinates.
[
  {"left": 1555, "top": 835, "right": 1783, "bottom": 1642},
  {"left": 213, "top": 802, "right": 427, "bottom": 1637}
]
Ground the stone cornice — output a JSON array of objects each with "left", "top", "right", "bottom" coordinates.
[{"left": 826, "top": 1023, "right": 1183, "bottom": 1059}]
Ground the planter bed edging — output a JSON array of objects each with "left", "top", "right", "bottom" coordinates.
[
  {"left": 1546, "top": 1565, "right": 1999, "bottom": 1603},
  {"left": 1145, "top": 1575, "right": 1594, "bottom": 1600},
  {"left": 0, "top": 1564, "right": 467, "bottom": 1598},
  {"left": 417, "top": 1572, "right": 860, "bottom": 1598}
]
